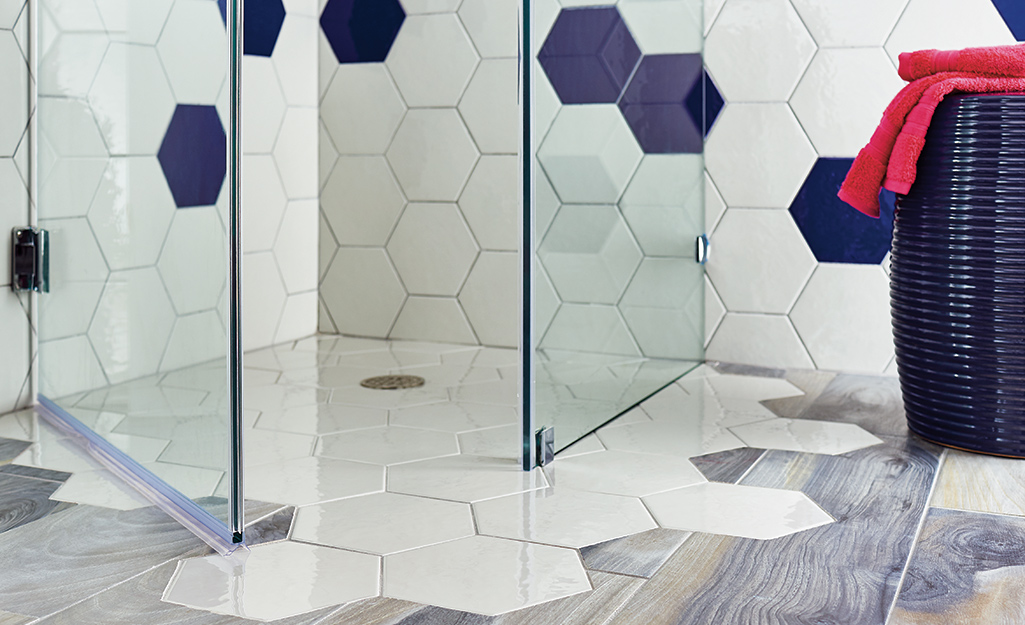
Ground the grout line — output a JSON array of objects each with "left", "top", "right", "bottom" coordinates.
[{"left": 883, "top": 447, "right": 946, "bottom": 625}]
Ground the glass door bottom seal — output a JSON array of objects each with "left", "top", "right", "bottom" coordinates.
[{"left": 35, "top": 395, "right": 242, "bottom": 555}]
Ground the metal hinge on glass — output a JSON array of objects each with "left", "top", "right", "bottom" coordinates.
[
  {"left": 695, "top": 234, "right": 710, "bottom": 265},
  {"left": 11, "top": 227, "right": 49, "bottom": 293}
]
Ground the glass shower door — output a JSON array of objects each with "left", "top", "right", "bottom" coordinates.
[
  {"left": 525, "top": 0, "right": 707, "bottom": 460},
  {"left": 32, "top": 0, "right": 243, "bottom": 549}
]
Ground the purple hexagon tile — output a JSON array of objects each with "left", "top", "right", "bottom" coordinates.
[
  {"left": 789, "top": 158, "right": 894, "bottom": 264},
  {"left": 539, "top": 7, "right": 641, "bottom": 105},
  {"left": 992, "top": 0, "right": 1025, "bottom": 40},
  {"left": 244, "top": 0, "right": 286, "bottom": 56},
  {"left": 157, "top": 105, "right": 226, "bottom": 208},
  {"left": 619, "top": 53, "right": 703, "bottom": 154},
  {"left": 321, "top": 0, "right": 406, "bottom": 64}
]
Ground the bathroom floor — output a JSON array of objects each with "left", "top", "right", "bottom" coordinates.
[{"left": 2, "top": 336, "right": 1025, "bottom": 624}]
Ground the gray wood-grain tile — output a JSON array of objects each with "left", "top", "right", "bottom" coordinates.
[
  {"left": 889, "top": 508, "right": 1025, "bottom": 625},
  {"left": 792, "top": 374, "right": 907, "bottom": 437},
  {"left": 605, "top": 436, "right": 940, "bottom": 625},
  {"left": 0, "top": 439, "right": 31, "bottom": 464},
  {"left": 0, "top": 504, "right": 212, "bottom": 617},
  {"left": 688, "top": 447, "right": 765, "bottom": 484},
  {"left": 0, "top": 474, "right": 74, "bottom": 535},
  {"left": 0, "top": 465, "right": 72, "bottom": 483},
  {"left": 244, "top": 506, "right": 294, "bottom": 546},
  {"left": 580, "top": 528, "right": 692, "bottom": 578},
  {"left": 0, "top": 610, "right": 34, "bottom": 625}
]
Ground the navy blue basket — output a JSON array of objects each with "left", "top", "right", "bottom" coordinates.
[{"left": 891, "top": 93, "right": 1025, "bottom": 457}]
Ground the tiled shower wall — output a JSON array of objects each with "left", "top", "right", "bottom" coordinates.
[
  {"left": 317, "top": 0, "right": 708, "bottom": 360},
  {"left": 702, "top": 0, "right": 1022, "bottom": 373},
  {"left": 32, "top": 0, "right": 318, "bottom": 399},
  {"left": 0, "top": 0, "right": 31, "bottom": 414}
]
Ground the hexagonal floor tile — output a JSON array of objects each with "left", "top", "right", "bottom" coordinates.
[
  {"left": 384, "top": 536, "right": 591, "bottom": 615},
  {"left": 317, "top": 426, "right": 458, "bottom": 465},
  {"left": 293, "top": 492, "right": 474, "bottom": 554},
  {"left": 329, "top": 384, "right": 449, "bottom": 410},
  {"left": 255, "top": 404, "right": 387, "bottom": 435},
  {"left": 244, "top": 456, "right": 384, "bottom": 506},
  {"left": 162, "top": 541, "right": 379, "bottom": 621},
  {"left": 545, "top": 450, "right": 705, "bottom": 497},
  {"left": 643, "top": 482, "right": 834, "bottom": 540},
  {"left": 389, "top": 455, "right": 547, "bottom": 503},
  {"left": 596, "top": 418, "right": 746, "bottom": 460},
  {"left": 730, "top": 418, "right": 883, "bottom": 456},
  {"left": 474, "top": 487, "right": 656, "bottom": 548},
  {"left": 389, "top": 402, "right": 517, "bottom": 433},
  {"left": 457, "top": 424, "right": 519, "bottom": 460}
]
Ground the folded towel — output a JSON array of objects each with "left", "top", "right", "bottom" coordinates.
[
  {"left": 898, "top": 43, "right": 1025, "bottom": 81},
  {"left": 839, "top": 44, "right": 1025, "bottom": 218}
]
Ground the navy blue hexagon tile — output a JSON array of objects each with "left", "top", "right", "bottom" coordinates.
[
  {"left": 244, "top": 0, "right": 286, "bottom": 56},
  {"left": 158, "top": 105, "right": 227, "bottom": 209},
  {"left": 321, "top": 0, "right": 406, "bottom": 64},
  {"left": 992, "top": 0, "right": 1025, "bottom": 40},
  {"left": 619, "top": 54, "right": 703, "bottom": 154},
  {"left": 539, "top": 7, "right": 641, "bottom": 105},
  {"left": 217, "top": 0, "right": 226, "bottom": 24},
  {"left": 790, "top": 158, "right": 894, "bottom": 264}
]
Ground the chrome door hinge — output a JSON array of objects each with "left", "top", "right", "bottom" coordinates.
[
  {"left": 11, "top": 227, "right": 49, "bottom": 293},
  {"left": 535, "top": 426, "right": 554, "bottom": 466},
  {"left": 696, "top": 234, "right": 710, "bottom": 265}
]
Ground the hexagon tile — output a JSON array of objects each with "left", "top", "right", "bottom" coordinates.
[
  {"left": 618, "top": 54, "right": 704, "bottom": 154},
  {"left": 789, "top": 158, "right": 894, "bottom": 265},
  {"left": 992, "top": 0, "right": 1025, "bottom": 40},
  {"left": 539, "top": 6, "right": 641, "bottom": 105},
  {"left": 244, "top": 0, "right": 286, "bottom": 56},
  {"left": 157, "top": 105, "right": 226, "bottom": 208},
  {"left": 320, "top": 0, "right": 406, "bottom": 64}
]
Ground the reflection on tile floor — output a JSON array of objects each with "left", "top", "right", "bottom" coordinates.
[{"left": 9, "top": 336, "right": 1025, "bottom": 622}]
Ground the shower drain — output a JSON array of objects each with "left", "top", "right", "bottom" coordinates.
[{"left": 360, "top": 375, "right": 426, "bottom": 390}]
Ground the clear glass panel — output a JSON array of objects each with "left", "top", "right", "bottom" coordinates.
[
  {"left": 529, "top": 0, "right": 706, "bottom": 455},
  {"left": 35, "top": 0, "right": 238, "bottom": 531}
]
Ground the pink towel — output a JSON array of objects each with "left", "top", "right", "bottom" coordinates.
[{"left": 839, "top": 44, "right": 1025, "bottom": 218}]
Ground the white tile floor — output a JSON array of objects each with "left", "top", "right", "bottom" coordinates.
[{"left": 12, "top": 336, "right": 887, "bottom": 620}]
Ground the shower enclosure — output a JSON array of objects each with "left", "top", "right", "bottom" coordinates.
[
  {"left": 522, "top": 0, "right": 708, "bottom": 465},
  {"left": 30, "top": 0, "right": 244, "bottom": 551}
]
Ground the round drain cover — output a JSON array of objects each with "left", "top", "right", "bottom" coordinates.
[{"left": 360, "top": 375, "right": 425, "bottom": 390}]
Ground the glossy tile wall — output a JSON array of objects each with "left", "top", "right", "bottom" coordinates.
[
  {"left": 533, "top": 0, "right": 708, "bottom": 359},
  {"left": 703, "top": 0, "right": 1022, "bottom": 373},
  {"left": 32, "top": 0, "right": 318, "bottom": 399},
  {"left": 317, "top": 0, "right": 708, "bottom": 358},
  {"left": 317, "top": 0, "right": 520, "bottom": 347},
  {"left": 0, "top": 0, "right": 31, "bottom": 415}
]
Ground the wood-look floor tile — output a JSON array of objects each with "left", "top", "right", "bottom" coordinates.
[
  {"left": 0, "top": 465, "right": 72, "bottom": 483},
  {"left": 0, "top": 474, "right": 73, "bottom": 535},
  {"left": 0, "top": 504, "right": 212, "bottom": 617},
  {"left": 0, "top": 610, "right": 34, "bottom": 625},
  {"left": 688, "top": 447, "right": 764, "bottom": 484},
  {"left": 788, "top": 373, "right": 906, "bottom": 437},
  {"left": 605, "top": 437, "right": 940, "bottom": 625},
  {"left": 0, "top": 439, "right": 32, "bottom": 464},
  {"left": 708, "top": 362, "right": 786, "bottom": 378},
  {"left": 580, "top": 529, "right": 692, "bottom": 578},
  {"left": 315, "top": 597, "right": 424, "bottom": 625},
  {"left": 244, "top": 506, "right": 295, "bottom": 546},
  {"left": 930, "top": 450, "right": 1025, "bottom": 517},
  {"left": 34, "top": 558, "right": 338, "bottom": 625},
  {"left": 890, "top": 508, "right": 1025, "bottom": 624},
  {"left": 760, "top": 370, "right": 837, "bottom": 418}
]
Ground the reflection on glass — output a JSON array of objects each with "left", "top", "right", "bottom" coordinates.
[
  {"left": 530, "top": 0, "right": 706, "bottom": 454},
  {"left": 35, "top": 0, "right": 235, "bottom": 527}
]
